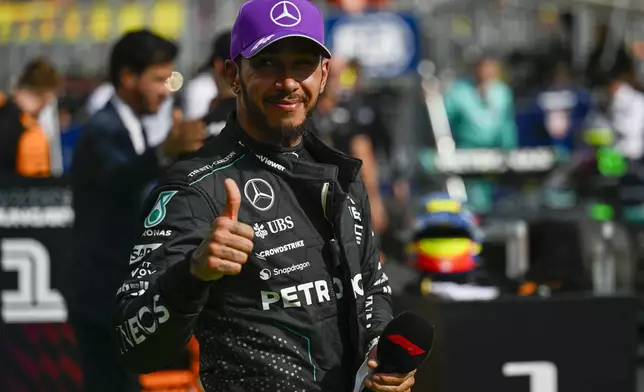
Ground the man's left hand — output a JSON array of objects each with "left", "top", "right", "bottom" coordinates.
[{"left": 362, "top": 346, "right": 416, "bottom": 392}]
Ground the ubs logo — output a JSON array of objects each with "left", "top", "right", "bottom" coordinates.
[
  {"left": 254, "top": 216, "right": 295, "bottom": 239},
  {"left": 267, "top": 216, "right": 294, "bottom": 234}
]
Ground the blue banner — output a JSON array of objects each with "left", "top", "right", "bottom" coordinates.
[{"left": 325, "top": 11, "right": 421, "bottom": 78}]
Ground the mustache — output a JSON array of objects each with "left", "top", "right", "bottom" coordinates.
[{"left": 264, "top": 93, "right": 308, "bottom": 104}]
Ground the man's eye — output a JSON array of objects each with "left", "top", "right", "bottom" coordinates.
[
  {"left": 258, "top": 59, "right": 276, "bottom": 67},
  {"left": 295, "top": 62, "right": 314, "bottom": 68}
]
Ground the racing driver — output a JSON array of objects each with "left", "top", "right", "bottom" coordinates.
[{"left": 113, "top": 0, "right": 416, "bottom": 391}]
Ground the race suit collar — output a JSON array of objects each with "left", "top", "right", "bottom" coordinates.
[{"left": 224, "top": 111, "right": 363, "bottom": 185}]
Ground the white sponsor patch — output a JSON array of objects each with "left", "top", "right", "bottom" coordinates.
[
  {"left": 130, "top": 244, "right": 162, "bottom": 265},
  {"left": 255, "top": 240, "right": 304, "bottom": 259}
]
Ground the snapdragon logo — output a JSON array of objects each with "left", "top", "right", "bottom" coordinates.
[
  {"left": 274, "top": 261, "right": 310, "bottom": 276},
  {"left": 260, "top": 261, "right": 311, "bottom": 280},
  {"left": 259, "top": 269, "right": 272, "bottom": 280}
]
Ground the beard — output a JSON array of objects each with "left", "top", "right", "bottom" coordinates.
[
  {"left": 239, "top": 78, "right": 318, "bottom": 145},
  {"left": 135, "top": 87, "right": 157, "bottom": 116}
]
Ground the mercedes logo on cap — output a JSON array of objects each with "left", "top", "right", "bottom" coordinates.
[
  {"left": 244, "top": 178, "right": 275, "bottom": 211},
  {"left": 270, "top": 0, "right": 301, "bottom": 28}
]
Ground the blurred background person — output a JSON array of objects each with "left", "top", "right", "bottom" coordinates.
[
  {"left": 0, "top": 58, "right": 62, "bottom": 177},
  {"left": 65, "top": 29, "right": 204, "bottom": 392},
  {"left": 442, "top": 55, "right": 517, "bottom": 213},
  {"left": 380, "top": 172, "right": 414, "bottom": 264},
  {"left": 311, "top": 57, "right": 389, "bottom": 234},
  {"left": 85, "top": 79, "right": 178, "bottom": 150},
  {"left": 181, "top": 30, "right": 232, "bottom": 121},
  {"left": 515, "top": 61, "right": 592, "bottom": 155},
  {"left": 604, "top": 64, "right": 644, "bottom": 162},
  {"left": 199, "top": 29, "right": 236, "bottom": 139},
  {"left": 443, "top": 55, "right": 517, "bottom": 150}
]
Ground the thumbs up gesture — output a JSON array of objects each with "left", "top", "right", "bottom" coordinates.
[{"left": 190, "top": 179, "right": 255, "bottom": 282}]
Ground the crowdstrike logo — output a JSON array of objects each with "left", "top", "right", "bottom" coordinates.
[{"left": 255, "top": 240, "right": 305, "bottom": 259}]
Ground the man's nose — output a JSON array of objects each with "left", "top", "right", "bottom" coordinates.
[
  {"left": 159, "top": 87, "right": 171, "bottom": 99},
  {"left": 276, "top": 73, "right": 299, "bottom": 95}
]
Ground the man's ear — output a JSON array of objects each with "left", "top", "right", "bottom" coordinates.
[
  {"left": 214, "top": 58, "right": 224, "bottom": 73},
  {"left": 224, "top": 59, "right": 239, "bottom": 89},
  {"left": 120, "top": 68, "right": 136, "bottom": 89},
  {"left": 320, "top": 58, "right": 330, "bottom": 95}
]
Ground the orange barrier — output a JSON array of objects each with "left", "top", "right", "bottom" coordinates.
[{"left": 139, "top": 336, "right": 201, "bottom": 392}]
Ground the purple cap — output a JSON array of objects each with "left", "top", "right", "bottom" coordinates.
[{"left": 230, "top": 0, "right": 331, "bottom": 60}]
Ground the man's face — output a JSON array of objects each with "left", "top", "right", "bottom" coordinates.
[
  {"left": 476, "top": 59, "right": 499, "bottom": 84},
  {"left": 30, "top": 89, "right": 57, "bottom": 116},
  {"left": 131, "top": 62, "right": 174, "bottom": 115},
  {"left": 227, "top": 38, "right": 329, "bottom": 144}
]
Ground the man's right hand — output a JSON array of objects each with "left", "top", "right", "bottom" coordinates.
[
  {"left": 161, "top": 108, "right": 206, "bottom": 158},
  {"left": 190, "top": 179, "right": 255, "bottom": 281}
]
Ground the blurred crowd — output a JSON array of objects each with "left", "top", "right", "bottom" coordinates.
[
  {"left": 4, "top": 0, "right": 644, "bottom": 281},
  {"left": 3, "top": 1, "right": 644, "bottom": 273},
  {"left": 4, "top": 0, "right": 644, "bottom": 389}
]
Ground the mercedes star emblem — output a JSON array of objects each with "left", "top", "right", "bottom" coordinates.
[
  {"left": 244, "top": 178, "right": 275, "bottom": 211},
  {"left": 270, "top": 0, "right": 301, "bottom": 28}
]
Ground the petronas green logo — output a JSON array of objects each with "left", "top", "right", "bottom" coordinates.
[{"left": 144, "top": 191, "right": 178, "bottom": 228}]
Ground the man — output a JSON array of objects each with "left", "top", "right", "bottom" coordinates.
[
  {"left": 200, "top": 30, "right": 237, "bottom": 139},
  {"left": 86, "top": 80, "right": 179, "bottom": 148},
  {"left": 67, "top": 30, "right": 205, "bottom": 392},
  {"left": 181, "top": 31, "right": 231, "bottom": 121},
  {"left": 0, "top": 58, "right": 61, "bottom": 177},
  {"left": 443, "top": 56, "right": 517, "bottom": 213},
  {"left": 113, "top": 1, "right": 415, "bottom": 391},
  {"left": 605, "top": 69, "right": 644, "bottom": 161},
  {"left": 443, "top": 56, "right": 516, "bottom": 150}
]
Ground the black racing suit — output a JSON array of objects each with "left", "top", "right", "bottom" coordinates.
[{"left": 113, "top": 113, "right": 393, "bottom": 392}]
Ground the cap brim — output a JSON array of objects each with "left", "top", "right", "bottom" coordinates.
[{"left": 240, "top": 31, "right": 332, "bottom": 59}]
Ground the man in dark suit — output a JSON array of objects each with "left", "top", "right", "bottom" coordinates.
[{"left": 67, "top": 30, "right": 205, "bottom": 392}]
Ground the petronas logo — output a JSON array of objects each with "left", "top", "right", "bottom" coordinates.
[{"left": 144, "top": 191, "right": 178, "bottom": 228}]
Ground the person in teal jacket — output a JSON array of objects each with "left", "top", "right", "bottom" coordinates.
[
  {"left": 443, "top": 57, "right": 518, "bottom": 212},
  {"left": 443, "top": 57, "right": 517, "bottom": 149}
]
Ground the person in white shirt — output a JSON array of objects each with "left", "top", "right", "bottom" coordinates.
[
  {"left": 607, "top": 75, "right": 644, "bottom": 161},
  {"left": 86, "top": 81, "right": 176, "bottom": 147},
  {"left": 181, "top": 30, "right": 231, "bottom": 120}
]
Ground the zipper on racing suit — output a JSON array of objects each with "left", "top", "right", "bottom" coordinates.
[{"left": 321, "top": 180, "right": 362, "bottom": 386}]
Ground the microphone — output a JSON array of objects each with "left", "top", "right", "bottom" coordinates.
[
  {"left": 354, "top": 311, "right": 434, "bottom": 392},
  {"left": 374, "top": 311, "right": 434, "bottom": 374}
]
